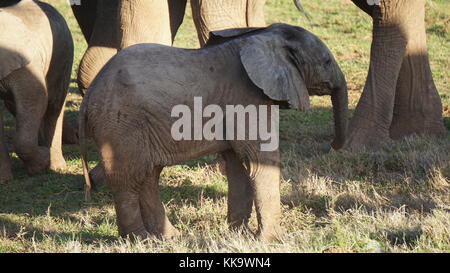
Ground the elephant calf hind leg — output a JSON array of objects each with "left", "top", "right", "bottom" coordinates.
[
  {"left": 222, "top": 150, "right": 253, "bottom": 231},
  {"left": 139, "top": 167, "right": 179, "bottom": 239},
  {"left": 110, "top": 187, "right": 150, "bottom": 240}
]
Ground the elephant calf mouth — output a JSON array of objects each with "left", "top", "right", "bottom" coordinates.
[{"left": 308, "top": 83, "right": 333, "bottom": 96}]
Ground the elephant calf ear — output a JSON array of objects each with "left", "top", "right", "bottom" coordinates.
[
  {"left": 240, "top": 36, "right": 310, "bottom": 111},
  {"left": 205, "top": 27, "right": 261, "bottom": 46}
]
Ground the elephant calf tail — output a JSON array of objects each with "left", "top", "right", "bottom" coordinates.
[{"left": 78, "top": 96, "right": 92, "bottom": 202}]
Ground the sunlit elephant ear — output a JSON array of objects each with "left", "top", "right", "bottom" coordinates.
[
  {"left": 239, "top": 35, "right": 310, "bottom": 111},
  {"left": 205, "top": 27, "right": 262, "bottom": 46},
  {"left": 0, "top": 13, "right": 32, "bottom": 79}
]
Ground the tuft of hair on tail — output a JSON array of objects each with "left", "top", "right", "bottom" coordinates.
[{"left": 293, "top": 0, "right": 312, "bottom": 20}]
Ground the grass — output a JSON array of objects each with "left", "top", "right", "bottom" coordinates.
[{"left": 0, "top": 0, "right": 449, "bottom": 253}]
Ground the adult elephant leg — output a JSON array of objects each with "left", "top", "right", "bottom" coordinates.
[
  {"left": 77, "top": 0, "right": 119, "bottom": 95},
  {"left": 78, "top": 46, "right": 117, "bottom": 95},
  {"left": 38, "top": 101, "right": 67, "bottom": 171},
  {"left": 70, "top": 0, "right": 98, "bottom": 42},
  {"left": 0, "top": 104, "right": 13, "bottom": 182},
  {"left": 11, "top": 70, "right": 50, "bottom": 175},
  {"left": 389, "top": 0, "right": 445, "bottom": 139},
  {"left": 344, "top": 2, "right": 407, "bottom": 150},
  {"left": 221, "top": 150, "right": 253, "bottom": 230},
  {"left": 139, "top": 166, "right": 179, "bottom": 238},
  {"left": 190, "top": 0, "right": 248, "bottom": 46},
  {"left": 246, "top": 0, "right": 266, "bottom": 27},
  {"left": 191, "top": 0, "right": 267, "bottom": 46},
  {"left": 168, "top": 0, "right": 187, "bottom": 42},
  {"left": 346, "top": 0, "right": 445, "bottom": 150},
  {"left": 118, "top": 0, "right": 172, "bottom": 49}
]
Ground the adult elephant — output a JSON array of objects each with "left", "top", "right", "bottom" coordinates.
[
  {"left": 71, "top": 0, "right": 188, "bottom": 94},
  {"left": 296, "top": 0, "right": 446, "bottom": 150}
]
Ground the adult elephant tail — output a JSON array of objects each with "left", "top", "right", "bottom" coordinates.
[
  {"left": 293, "top": 0, "right": 311, "bottom": 20},
  {"left": 79, "top": 93, "right": 92, "bottom": 202}
]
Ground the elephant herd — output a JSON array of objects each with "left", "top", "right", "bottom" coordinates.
[{"left": 0, "top": 0, "right": 445, "bottom": 241}]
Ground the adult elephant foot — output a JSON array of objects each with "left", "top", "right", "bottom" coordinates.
[
  {"left": 49, "top": 153, "right": 67, "bottom": 172},
  {"left": 343, "top": 113, "right": 392, "bottom": 151}
]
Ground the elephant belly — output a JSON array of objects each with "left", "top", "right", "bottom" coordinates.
[{"left": 162, "top": 140, "right": 230, "bottom": 166}]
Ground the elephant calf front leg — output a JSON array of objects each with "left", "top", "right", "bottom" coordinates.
[
  {"left": 247, "top": 151, "right": 282, "bottom": 241},
  {"left": 222, "top": 150, "right": 253, "bottom": 231}
]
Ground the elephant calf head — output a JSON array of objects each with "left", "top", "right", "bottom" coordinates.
[{"left": 207, "top": 23, "right": 349, "bottom": 149}]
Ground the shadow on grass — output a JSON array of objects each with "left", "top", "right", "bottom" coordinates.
[
  {"left": 282, "top": 184, "right": 442, "bottom": 220},
  {"left": 0, "top": 161, "right": 95, "bottom": 217},
  {"left": 0, "top": 214, "right": 117, "bottom": 245},
  {"left": 160, "top": 183, "right": 226, "bottom": 205},
  {"left": 1, "top": 157, "right": 226, "bottom": 215},
  {"left": 379, "top": 227, "right": 423, "bottom": 249},
  {"left": 0, "top": 165, "right": 226, "bottom": 244}
]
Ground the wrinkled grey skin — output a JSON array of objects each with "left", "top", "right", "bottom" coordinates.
[
  {"left": 80, "top": 23, "right": 348, "bottom": 241},
  {"left": 73, "top": 0, "right": 188, "bottom": 95},
  {"left": 0, "top": 0, "right": 74, "bottom": 181}
]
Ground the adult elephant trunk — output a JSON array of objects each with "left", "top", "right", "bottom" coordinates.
[
  {"left": 117, "top": 0, "right": 187, "bottom": 49},
  {"left": 331, "top": 83, "right": 349, "bottom": 150}
]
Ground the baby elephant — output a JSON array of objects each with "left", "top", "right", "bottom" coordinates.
[
  {"left": 0, "top": 0, "right": 74, "bottom": 181},
  {"left": 80, "top": 23, "right": 348, "bottom": 241}
]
